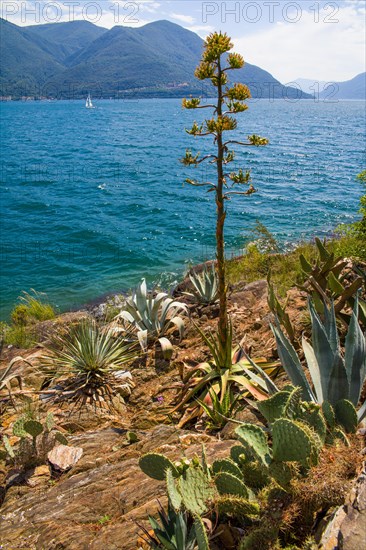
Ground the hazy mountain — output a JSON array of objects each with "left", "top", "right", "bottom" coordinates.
[
  {"left": 293, "top": 78, "right": 328, "bottom": 96},
  {"left": 319, "top": 73, "right": 366, "bottom": 100},
  {"left": 0, "top": 18, "right": 311, "bottom": 99},
  {"left": 294, "top": 74, "right": 365, "bottom": 100}
]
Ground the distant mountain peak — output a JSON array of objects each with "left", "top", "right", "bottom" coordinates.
[{"left": 0, "top": 18, "right": 312, "bottom": 100}]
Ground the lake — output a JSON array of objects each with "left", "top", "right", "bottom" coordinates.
[{"left": 0, "top": 98, "right": 364, "bottom": 319}]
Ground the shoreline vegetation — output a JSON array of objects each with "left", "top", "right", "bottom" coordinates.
[{"left": 1, "top": 225, "right": 365, "bottom": 345}]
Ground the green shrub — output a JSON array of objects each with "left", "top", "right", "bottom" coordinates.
[
  {"left": 3, "top": 325, "right": 35, "bottom": 349},
  {"left": 11, "top": 305, "right": 29, "bottom": 326},
  {"left": 19, "top": 289, "right": 56, "bottom": 321}
]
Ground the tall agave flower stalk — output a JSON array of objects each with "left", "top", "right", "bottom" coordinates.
[{"left": 181, "top": 32, "right": 268, "bottom": 361}]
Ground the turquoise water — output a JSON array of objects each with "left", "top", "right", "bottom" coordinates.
[{"left": 0, "top": 98, "right": 365, "bottom": 319}]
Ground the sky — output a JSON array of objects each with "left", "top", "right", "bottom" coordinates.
[{"left": 1, "top": 0, "right": 365, "bottom": 82}]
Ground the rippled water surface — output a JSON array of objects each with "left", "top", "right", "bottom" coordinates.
[{"left": 0, "top": 98, "right": 365, "bottom": 318}]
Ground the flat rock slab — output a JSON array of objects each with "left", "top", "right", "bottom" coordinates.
[{"left": 0, "top": 425, "right": 233, "bottom": 549}]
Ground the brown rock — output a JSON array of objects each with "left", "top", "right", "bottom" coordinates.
[
  {"left": 318, "top": 468, "right": 366, "bottom": 549},
  {"left": 48, "top": 445, "right": 83, "bottom": 472},
  {"left": 1, "top": 425, "right": 233, "bottom": 549}
]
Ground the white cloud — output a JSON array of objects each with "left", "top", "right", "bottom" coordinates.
[
  {"left": 170, "top": 13, "right": 195, "bottom": 24},
  {"left": 232, "top": 4, "right": 366, "bottom": 82},
  {"left": 185, "top": 24, "right": 214, "bottom": 37}
]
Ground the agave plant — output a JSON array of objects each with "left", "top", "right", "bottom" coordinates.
[
  {"left": 246, "top": 295, "right": 366, "bottom": 429},
  {"left": 173, "top": 322, "right": 280, "bottom": 425},
  {"left": 117, "top": 279, "right": 188, "bottom": 358},
  {"left": 42, "top": 319, "right": 137, "bottom": 409},
  {"left": 137, "top": 502, "right": 198, "bottom": 550},
  {"left": 197, "top": 385, "right": 243, "bottom": 430},
  {"left": 184, "top": 264, "right": 219, "bottom": 305}
]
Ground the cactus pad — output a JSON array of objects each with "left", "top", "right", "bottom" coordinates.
[
  {"left": 322, "top": 401, "right": 336, "bottom": 429},
  {"left": 241, "top": 460, "right": 270, "bottom": 489},
  {"left": 301, "top": 406, "right": 327, "bottom": 443},
  {"left": 139, "top": 452, "right": 179, "bottom": 481},
  {"left": 12, "top": 417, "right": 27, "bottom": 438},
  {"left": 230, "top": 445, "right": 246, "bottom": 465},
  {"left": 235, "top": 424, "right": 271, "bottom": 466},
  {"left": 257, "top": 391, "right": 291, "bottom": 423},
  {"left": 272, "top": 419, "right": 319, "bottom": 466},
  {"left": 215, "top": 471, "right": 250, "bottom": 498},
  {"left": 335, "top": 399, "right": 358, "bottom": 433},
  {"left": 194, "top": 515, "right": 210, "bottom": 550},
  {"left": 283, "top": 387, "right": 303, "bottom": 419},
  {"left": 270, "top": 461, "right": 298, "bottom": 488},
  {"left": 212, "top": 458, "right": 243, "bottom": 479},
  {"left": 24, "top": 420, "right": 43, "bottom": 438},
  {"left": 217, "top": 495, "right": 260, "bottom": 519},
  {"left": 54, "top": 431, "right": 68, "bottom": 445},
  {"left": 179, "top": 466, "right": 216, "bottom": 516},
  {"left": 166, "top": 468, "right": 182, "bottom": 511}
]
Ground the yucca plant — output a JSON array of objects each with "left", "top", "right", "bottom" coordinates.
[
  {"left": 117, "top": 279, "right": 188, "bottom": 359},
  {"left": 184, "top": 264, "right": 219, "bottom": 305},
  {"left": 42, "top": 319, "right": 137, "bottom": 409}
]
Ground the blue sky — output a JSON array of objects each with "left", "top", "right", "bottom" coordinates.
[{"left": 2, "top": 1, "right": 365, "bottom": 82}]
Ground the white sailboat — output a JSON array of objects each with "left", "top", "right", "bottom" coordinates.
[{"left": 86, "top": 93, "right": 94, "bottom": 109}]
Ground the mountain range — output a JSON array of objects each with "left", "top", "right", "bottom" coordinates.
[
  {"left": 295, "top": 74, "right": 365, "bottom": 99},
  {"left": 1, "top": 18, "right": 311, "bottom": 100}
]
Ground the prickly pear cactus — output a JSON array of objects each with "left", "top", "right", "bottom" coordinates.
[
  {"left": 272, "top": 418, "right": 320, "bottom": 467},
  {"left": 214, "top": 471, "right": 250, "bottom": 498},
  {"left": 54, "top": 431, "right": 68, "bottom": 445},
  {"left": 212, "top": 458, "right": 243, "bottom": 478},
  {"left": 335, "top": 399, "right": 358, "bottom": 433},
  {"left": 179, "top": 466, "right": 216, "bottom": 516},
  {"left": 257, "top": 390, "right": 291, "bottom": 423},
  {"left": 283, "top": 387, "right": 303, "bottom": 419},
  {"left": 299, "top": 403, "right": 327, "bottom": 443},
  {"left": 270, "top": 461, "right": 298, "bottom": 488},
  {"left": 240, "top": 460, "right": 270, "bottom": 489},
  {"left": 139, "top": 452, "right": 179, "bottom": 481},
  {"left": 322, "top": 401, "right": 336, "bottom": 429},
  {"left": 193, "top": 515, "right": 210, "bottom": 550},
  {"left": 45, "top": 413, "right": 55, "bottom": 432},
  {"left": 217, "top": 495, "right": 260, "bottom": 519},
  {"left": 24, "top": 420, "right": 43, "bottom": 438},
  {"left": 230, "top": 445, "right": 246, "bottom": 465},
  {"left": 235, "top": 424, "right": 271, "bottom": 466},
  {"left": 12, "top": 417, "right": 27, "bottom": 438},
  {"left": 166, "top": 468, "right": 182, "bottom": 511}
]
